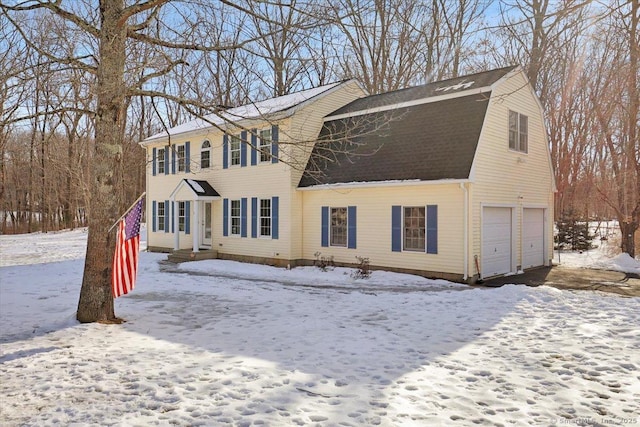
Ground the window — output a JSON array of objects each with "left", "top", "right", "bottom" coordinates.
[
  {"left": 176, "top": 145, "right": 186, "bottom": 172},
  {"left": 403, "top": 206, "right": 425, "bottom": 251},
  {"left": 509, "top": 110, "right": 528, "bottom": 153},
  {"left": 331, "top": 207, "right": 348, "bottom": 247},
  {"left": 157, "top": 201, "right": 165, "bottom": 231},
  {"left": 178, "top": 201, "right": 186, "bottom": 232},
  {"left": 230, "top": 135, "right": 241, "bottom": 166},
  {"left": 230, "top": 199, "right": 241, "bottom": 235},
  {"left": 260, "top": 199, "right": 271, "bottom": 237},
  {"left": 157, "top": 148, "right": 165, "bottom": 174},
  {"left": 259, "top": 129, "right": 272, "bottom": 163},
  {"left": 201, "top": 140, "right": 211, "bottom": 169}
]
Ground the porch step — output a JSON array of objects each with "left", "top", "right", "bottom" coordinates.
[{"left": 167, "top": 249, "right": 218, "bottom": 263}]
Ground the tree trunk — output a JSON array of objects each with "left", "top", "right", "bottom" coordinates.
[
  {"left": 620, "top": 221, "right": 637, "bottom": 259},
  {"left": 77, "top": 0, "right": 127, "bottom": 323}
]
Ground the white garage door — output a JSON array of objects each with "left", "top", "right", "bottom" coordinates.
[
  {"left": 522, "top": 208, "right": 545, "bottom": 269},
  {"left": 482, "top": 207, "right": 512, "bottom": 277}
]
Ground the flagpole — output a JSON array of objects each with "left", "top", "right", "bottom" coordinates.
[{"left": 108, "top": 192, "right": 146, "bottom": 233}]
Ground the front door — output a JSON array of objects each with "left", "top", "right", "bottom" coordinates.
[{"left": 201, "top": 202, "right": 212, "bottom": 248}]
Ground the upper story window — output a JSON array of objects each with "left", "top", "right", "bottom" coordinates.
[
  {"left": 201, "top": 140, "right": 211, "bottom": 169},
  {"left": 509, "top": 110, "right": 528, "bottom": 153},
  {"left": 259, "top": 129, "right": 272, "bottom": 163},
  {"left": 230, "top": 135, "right": 241, "bottom": 166},
  {"left": 157, "top": 148, "right": 165, "bottom": 174},
  {"left": 260, "top": 199, "right": 272, "bottom": 237},
  {"left": 404, "top": 206, "right": 425, "bottom": 251},
  {"left": 330, "top": 207, "right": 347, "bottom": 247},
  {"left": 230, "top": 199, "right": 241, "bottom": 235},
  {"left": 177, "top": 145, "right": 186, "bottom": 172}
]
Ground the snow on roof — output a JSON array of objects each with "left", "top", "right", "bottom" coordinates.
[
  {"left": 187, "top": 179, "right": 205, "bottom": 193},
  {"left": 144, "top": 81, "right": 344, "bottom": 142}
]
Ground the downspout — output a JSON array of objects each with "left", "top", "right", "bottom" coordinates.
[{"left": 460, "top": 182, "right": 468, "bottom": 281}]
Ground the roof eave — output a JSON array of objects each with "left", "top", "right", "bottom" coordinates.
[{"left": 298, "top": 178, "right": 471, "bottom": 191}]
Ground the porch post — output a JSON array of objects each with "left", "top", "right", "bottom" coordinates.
[
  {"left": 173, "top": 199, "right": 179, "bottom": 250},
  {"left": 193, "top": 199, "right": 200, "bottom": 253}
]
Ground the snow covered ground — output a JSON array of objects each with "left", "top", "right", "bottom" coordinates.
[{"left": 1, "top": 228, "right": 639, "bottom": 426}]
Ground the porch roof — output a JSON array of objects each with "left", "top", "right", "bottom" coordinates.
[{"left": 170, "top": 179, "right": 220, "bottom": 201}]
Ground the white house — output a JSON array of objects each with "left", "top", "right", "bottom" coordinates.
[{"left": 140, "top": 66, "right": 556, "bottom": 282}]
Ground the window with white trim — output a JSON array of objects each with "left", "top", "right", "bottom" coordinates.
[
  {"left": 404, "top": 206, "right": 425, "bottom": 251},
  {"left": 157, "top": 201, "right": 165, "bottom": 231},
  {"left": 178, "top": 201, "right": 186, "bottom": 232},
  {"left": 259, "top": 129, "right": 272, "bottom": 163},
  {"left": 260, "top": 198, "right": 271, "bottom": 237},
  {"left": 230, "top": 135, "right": 241, "bottom": 166},
  {"left": 230, "top": 199, "right": 241, "bottom": 235},
  {"left": 201, "top": 140, "right": 211, "bottom": 169},
  {"left": 331, "top": 207, "right": 347, "bottom": 247},
  {"left": 177, "top": 145, "right": 186, "bottom": 172},
  {"left": 509, "top": 110, "right": 528, "bottom": 153},
  {"left": 157, "top": 148, "right": 165, "bottom": 174}
]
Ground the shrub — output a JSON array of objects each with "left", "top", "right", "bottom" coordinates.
[
  {"left": 351, "top": 256, "right": 371, "bottom": 279},
  {"left": 313, "top": 251, "right": 335, "bottom": 271}
]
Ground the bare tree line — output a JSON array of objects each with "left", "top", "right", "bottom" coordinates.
[{"left": 0, "top": 0, "right": 637, "bottom": 321}]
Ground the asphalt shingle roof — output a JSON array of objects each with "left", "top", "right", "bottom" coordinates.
[{"left": 328, "top": 66, "right": 515, "bottom": 117}]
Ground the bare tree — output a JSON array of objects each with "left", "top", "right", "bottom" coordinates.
[{"left": 589, "top": 0, "right": 639, "bottom": 257}]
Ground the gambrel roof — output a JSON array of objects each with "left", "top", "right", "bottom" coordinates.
[{"left": 298, "top": 66, "right": 518, "bottom": 188}]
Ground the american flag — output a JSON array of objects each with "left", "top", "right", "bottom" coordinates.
[{"left": 112, "top": 198, "right": 144, "bottom": 298}]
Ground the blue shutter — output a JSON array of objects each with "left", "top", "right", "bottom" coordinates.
[
  {"left": 185, "top": 141, "right": 190, "bottom": 173},
  {"left": 164, "top": 147, "right": 169, "bottom": 175},
  {"left": 426, "top": 205, "right": 438, "bottom": 254},
  {"left": 272, "top": 196, "right": 279, "bottom": 239},
  {"left": 185, "top": 201, "right": 191, "bottom": 234},
  {"left": 223, "top": 135, "right": 228, "bottom": 169},
  {"left": 321, "top": 206, "right": 329, "bottom": 247},
  {"left": 165, "top": 200, "right": 170, "bottom": 234},
  {"left": 152, "top": 200, "right": 157, "bottom": 232},
  {"left": 348, "top": 206, "right": 357, "bottom": 249},
  {"left": 241, "top": 197, "right": 247, "bottom": 237},
  {"left": 240, "top": 131, "right": 247, "bottom": 167},
  {"left": 251, "top": 197, "right": 258, "bottom": 238},
  {"left": 271, "top": 125, "right": 279, "bottom": 163},
  {"left": 152, "top": 148, "right": 157, "bottom": 176},
  {"left": 223, "top": 198, "right": 229, "bottom": 236},
  {"left": 391, "top": 205, "right": 401, "bottom": 252},
  {"left": 171, "top": 146, "right": 176, "bottom": 174},
  {"left": 251, "top": 129, "right": 257, "bottom": 166}
]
